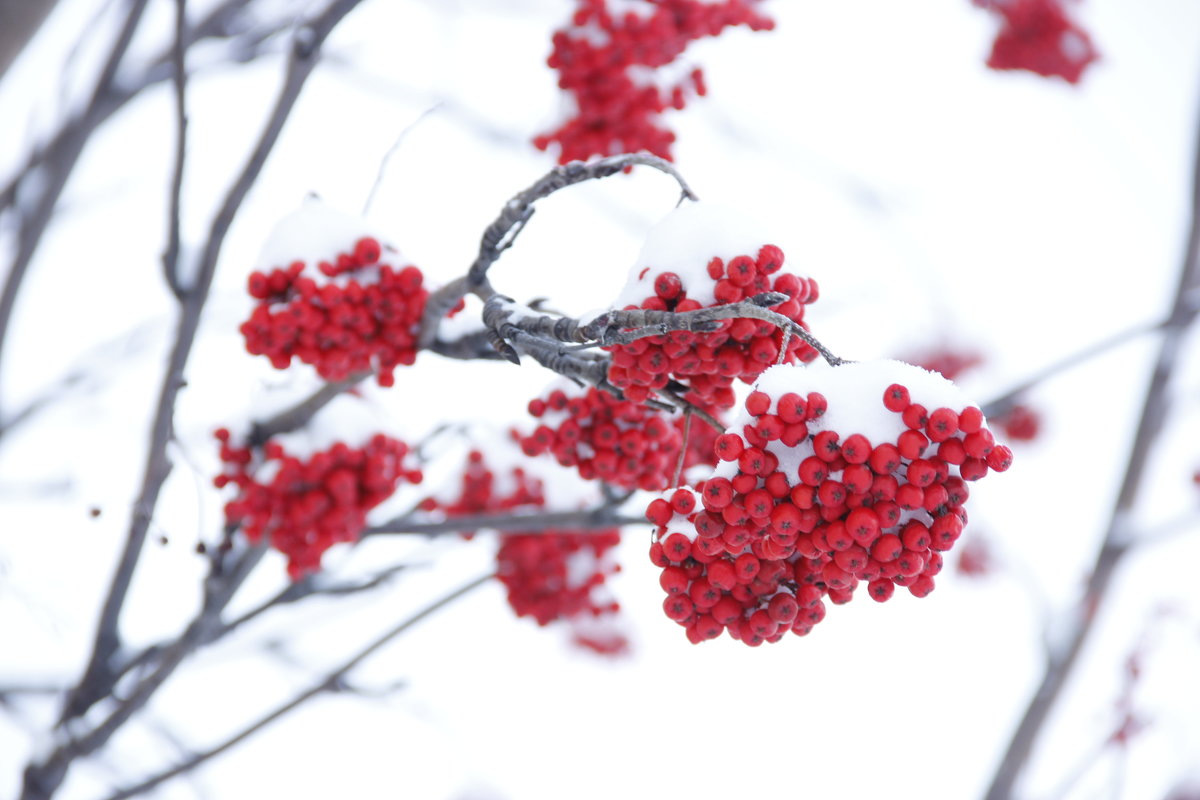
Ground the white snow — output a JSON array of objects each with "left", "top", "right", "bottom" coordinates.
[
  {"left": 611, "top": 200, "right": 802, "bottom": 309},
  {"left": 254, "top": 195, "right": 394, "bottom": 272}
]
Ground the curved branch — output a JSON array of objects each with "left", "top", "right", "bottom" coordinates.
[{"left": 417, "top": 153, "right": 698, "bottom": 349}]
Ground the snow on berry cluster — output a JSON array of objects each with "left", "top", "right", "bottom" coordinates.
[
  {"left": 906, "top": 344, "right": 1042, "bottom": 442},
  {"left": 215, "top": 429, "right": 422, "bottom": 579},
  {"left": 604, "top": 202, "right": 819, "bottom": 409},
  {"left": 534, "top": 0, "right": 774, "bottom": 163},
  {"left": 973, "top": 0, "right": 1098, "bottom": 83},
  {"left": 239, "top": 199, "right": 432, "bottom": 387},
  {"left": 422, "top": 449, "right": 627, "bottom": 653},
  {"left": 647, "top": 360, "right": 1013, "bottom": 645},
  {"left": 515, "top": 384, "right": 719, "bottom": 491}
]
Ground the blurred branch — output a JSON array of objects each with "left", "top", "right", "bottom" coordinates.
[
  {"left": 21, "top": 3, "right": 368, "bottom": 798},
  {"left": 0, "top": 0, "right": 289, "bottom": 434},
  {"left": 0, "top": 0, "right": 61, "bottom": 80},
  {"left": 98, "top": 573, "right": 494, "bottom": 800},
  {"left": 0, "top": 0, "right": 152, "bottom": 431},
  {"left": 365, "top": 503, "right": 644, "bottom": 537},
  {"left": 247, "top": 374, "right": 366, "bottom": 446},
  {"left": 983, "top": 86, "right": 1200, "bottom": 800},
  {"left": 162, "top": 0, "right": 190, "bottom": 299},
  {"left": 980, "top": 304, "right": 1198, "bottom": 418}
]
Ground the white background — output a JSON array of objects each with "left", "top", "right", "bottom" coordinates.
[{"left": 2, "top": 1, "right": 1200, "bottom": 798}]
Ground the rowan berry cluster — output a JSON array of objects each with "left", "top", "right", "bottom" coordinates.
[
  {"left": 239, "top": 235, "right": 429, "bottom": 387},
  {"left": 215, "top": 429, "right": 422, "bottom": 579},
  {"left": 424, "top": 450, "right": 625, "bottom": 646},
  {"left": 534, "top": 0, "right": 774, "bottom": 163},
  {"left": 516, "top": 385, "right": 719, "bottom": 491},
  {"left": 606, "top": 243, "right": 819, "bottom": 409},
  {"left": 974, "top": 0, "right": 1098, "bottom": 83},
  {"left": 647, "top": 361, "right": 1013, "bottom": 645}
]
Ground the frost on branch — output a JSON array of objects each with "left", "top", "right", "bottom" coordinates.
[
  {"left": 603, "top": 201, "right": 820, "bottom": 409},
  {"left": 535, "top": 0, "right": 775, "bottom": 163},
  {"left": 647, "top": 360, "right": 1013, "bottom": 645},
  {"left": 240, "top": 198, "right": 446, "bottom": 387}
]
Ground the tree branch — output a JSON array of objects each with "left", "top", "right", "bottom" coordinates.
[
  {"left": 23, "top": 4, "right": 367, "bottom": 798},
  {"left": 982, "top": 84, "right": 1200, "bottom": 800},
  {"left": 418, "top": 153, "right": 698, "bottom": 349},
  {"left": 365, "top": 503, "right": 643, "bottom": 537},
  {"left": 98, "top": 573, "right": 494, "bottom": 800},
  {"left": 0, "top": 0, "right": 287, "bottom": 434},
  {"left": 161, "top": 0, "right": 189, "bottom": 299}
]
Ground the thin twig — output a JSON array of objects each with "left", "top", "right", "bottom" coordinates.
[
  {"left": 98, "top": 573, "right": 495, "bottom": 800},
  {"left": 365, "top": 505, "right": 644, "bottom": 537},
  {"left": 247, "top": 374, "right": 365, "bottom": 447},
  {"left": 672, "top": 408, "right": 692, "bottom": 487},
  {"left": 0, "top": 0, "right": 152, "bottom": 431},
  {"left": 162, "top": 0, "right": 189, "bottom": 299},
  {"left": 361, "top": 103, "right": 441, "bottom": 215},
  {"left": 23, "top": 5, "right": 366, "bottom": 799},
  {"left": 979, "top": 310, "right": 1195, "bottom": 418}
]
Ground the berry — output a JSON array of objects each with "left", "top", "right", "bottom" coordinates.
[
  {"left": 517, "top": 384, "right": 719, "bottom": 491},
  {"left": 216, "top": 431, "right": 420, "bottom": 579},
  {"left": 605, "top": 233, "right": 820, "bottom": 410},
  {"left": 645, "top": 359, "right": 1013, "bottom": 645},
  {"left": 240, "top": 236, "right": 430, "bottom": 385},
  {"left": 535, "top": 0, "right": 775, "bottom": 163}
]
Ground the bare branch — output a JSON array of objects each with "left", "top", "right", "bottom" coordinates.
[
  {"left": 983, "top": 86, "right": 1200, "bottom": 800},
  {"left": 24, "top": 5, "right": 369, "bottom": 798},
  {"left": 98, "top": 573, "right": 494, "bottom": 800},
  {"left": 0, "top": 0, "right": 289, "bottom": 434},
  {"left": 247, "top": 374, "right": 366, "bottom": 447},
  {"left": 418, "top": 153, "right": 698, "bottom": 349},
  {"left": 365, "top": 503, "right": 644, "bottom": 537},
  {"left": 161, "top": 0, "right": 189, "bottom": 299}
]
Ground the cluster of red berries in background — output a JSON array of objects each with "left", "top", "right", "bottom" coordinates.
[
  {"left": 215, "top": 429, "right": 423, "bottom": 579},
  {"left": 973, "top": 0, "right": 1098, "bottom": 83},
  {"left": 907, "top": 346, "right": 1043, "bottom": 443},
  {"left": 515, "top": 385, "right": 719, "bottom": 491},
  {"left": 956, "top": 534, "right": 996, "bottom": 577},
  {"left": 606, "top": 244, "right": 819, "bottom": 409},
  {"left": 240, "top": 236, "right": 430, "bottom": 387},
  {"left": 424, "top": 450, "right": 626, "bottom": 653},
  {"left": 647, "top": 362, "right": 1013, "bottom": 645},
  {"left": 535, "top": 0, "right": 774, "bottom": 163}
]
